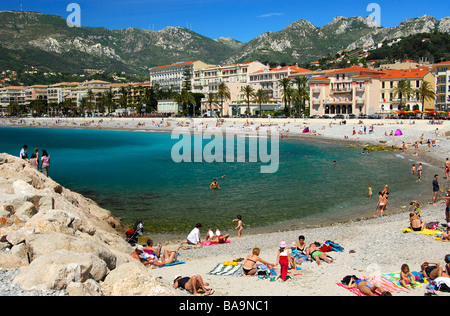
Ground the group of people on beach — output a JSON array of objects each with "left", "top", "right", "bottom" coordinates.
[
  {"left": 242, "top": 235, "right": 334, "bottom": 283},
  {"left": 19, "top": 145, "right": 51, "bottom": 177}
]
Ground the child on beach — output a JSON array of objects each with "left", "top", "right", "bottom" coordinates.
[
  {"left": 29, "top": 153, "right": 38, "bottom": 170},
  {"left": 411, "top": 164, "right": 416, "bottom": 175},
  {"left": 232, "top": 215, "right": 243, "bottom": 238},
  {"left": 276, "top": 241, "right": 291, "bottom": 282},
  {"left": 368, "top": 184, "right": 372, "bottom": 198},
  {"left": 400, "top": 264, "right": 416, "bottom": 288},
  {"left": 413, "top": 202, "right": 422, "bottom": 220}
]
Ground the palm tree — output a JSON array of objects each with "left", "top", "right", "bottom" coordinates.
[
  {"left": 416, "top": 80, "right": 436, "bottom": 113},
  {"left": 278, "top": 77, "right": 292, "bottom": 115},
  {"left": 87, "top": 89, "right": 95, "bottom": 113},
  {"left": 254, "top": 89, "right": 269, "bottom": 117},
  {"left": 119, "top": 86, "right": 129, "bottom": 109},
  {"left": 242, "top": 85, "right": 255, "bottom": 117},
  {"left": 206, "top": 92, "right": 217, "bottom": 117},
  {"left": 293, "top": 76, "right": 309, "bottom": 115},
  {"left": 217, "top": 82, "right": 230, "bottom": 117},
  {"left": 393, "top": 79, "right": 413, "bottom": 111},
  {"left": 175, "top": 89, "right": 195, "bottom": 116}
]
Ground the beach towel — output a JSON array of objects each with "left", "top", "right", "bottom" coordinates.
[
  {"left": 337, "top": 275, "right": 405, "bottom": 296},
  {"left": 381, "top": 272, "right": 426, "bottom": 289},
  {"left": 208, "top": 262, "right": 243, "bottom": 277},
  {"left": 400, "top": 228, "right": 439, "bottom": 235},
  {"left": 158, "top": 260, "right": 185, "bottom": 268},
  {"left": 201, "top": 240, "right": 231, "bottom": 247}
]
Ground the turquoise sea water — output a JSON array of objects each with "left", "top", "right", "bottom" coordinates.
[{"left": 0, "top": 126, "right": 433, "bottom": 236}]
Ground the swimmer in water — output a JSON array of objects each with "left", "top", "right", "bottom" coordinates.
[{"left": 210, "top": 179, "right": 221, "bottom": 190}]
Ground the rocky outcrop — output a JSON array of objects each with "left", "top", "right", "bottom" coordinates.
[{"left": 0, "top": 153, "right": 176, "bottom": 296}]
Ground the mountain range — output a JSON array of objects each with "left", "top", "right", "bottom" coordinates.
[{"left": 0, "top": 11, "right": 449, "bottom": 76}]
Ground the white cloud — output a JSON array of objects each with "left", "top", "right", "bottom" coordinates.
[{"left": 257, "top": 13, "right": 284, "bottom": 18}]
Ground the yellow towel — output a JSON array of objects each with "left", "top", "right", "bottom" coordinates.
[{"left": 400, "top": 228, "right": 439, "bottom": 235}]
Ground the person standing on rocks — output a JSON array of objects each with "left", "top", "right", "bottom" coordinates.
[
  {"left": 40, "top": 150, "right": 50, "bottom": 177},
  {"left": 19, "top": 145, "right": 28, "bottom": 160}
]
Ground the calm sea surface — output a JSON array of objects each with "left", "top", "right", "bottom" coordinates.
[{"left": 0, "top": 126, "right": 433, "bottom": 236}]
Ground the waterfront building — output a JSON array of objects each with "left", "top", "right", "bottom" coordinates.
[
  {"left": 433, "top": 61, "right": 450, "bottom": 112},
  {"left": 149, "top": 60, "right": 213, "bottom": 93},
  {"left": 308, "top": 66, "right": 384, "bottom": 116},
  {"left": 24, "top": 85, "right": 48, "bottom": 104},
  {"left": 249, "top": 65, "right": 309, "bottom": 102},
  {"left": 0, "top": 86, "right": 26, "bottom": 115},
  {"left": 379, "top": 67, "right": 435, "bottom": 114},
  {"left": 47, "top": 82, "right": 79, "bottom": 105}
]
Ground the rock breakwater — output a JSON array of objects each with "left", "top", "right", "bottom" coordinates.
[{"left": 0, "top": 153, "right": 176, "bottom": 296}]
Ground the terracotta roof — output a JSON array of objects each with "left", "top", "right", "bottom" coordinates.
[
  {"left": 0, "top": 86, "right": 25, "bottom": 90},
  {"left": 150, "top": 61, "right": 199, "bottom": 70},
  {"left": 434, "top": 61, "right": 450, "bottom": 66},
  {"left": 381, "top": 68, "right": 430, "bottom": 80},
  {"left": 332, "top": 66, "right": 384, "bottom": 75},
  {"left": 309, "top": 77, "right": 329, "bottom": 81}
]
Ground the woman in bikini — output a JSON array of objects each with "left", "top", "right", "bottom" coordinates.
[
  {"left": 421, "top": 262, "right": 443, "bottom": 280},
  {"left": 242, "top": 248, "right": 274, "bottom": 276},
  {"left": 348, "top": 276, "right": 385, "bottom": 296}
]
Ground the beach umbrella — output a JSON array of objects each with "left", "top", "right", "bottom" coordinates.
[
  {"left": 414, "top": 110, "right": 421, "bottom": 114},
  {"left": 399, "top": 110, "right": 407, "bottom": 114}
]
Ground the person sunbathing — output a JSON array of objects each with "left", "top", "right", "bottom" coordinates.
[
  {"left": 409, "top": 213, "right": 426, "bottom": 231},
  {"left": 347, "top": 276, "right": 385, "bottom": 296},
  {"left": 421, "top": 262, "right": 443, "bottom": 280},
  {"left": 306, "top": 242, "right": 333, "bottom": 265}
]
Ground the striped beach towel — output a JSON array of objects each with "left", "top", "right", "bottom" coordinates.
[
  {"left": 337, "top": 275, "right": 406, "bottom": 296},
  {"left": 208, "top": 262, "right": 243, "bottom": 277},
  {"left": 381, "top": 272, "right": 426, "bottom": 290}
]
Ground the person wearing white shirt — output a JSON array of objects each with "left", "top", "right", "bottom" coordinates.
[{"left": 180, "top": 223, "right": 202, "bottom": 247}]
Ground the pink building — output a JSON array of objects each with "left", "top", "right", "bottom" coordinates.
[{"left": 308, "top": 66, "right": 384, "bottom": 117}]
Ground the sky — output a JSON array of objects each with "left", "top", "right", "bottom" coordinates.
[{"left": 1, "top": 0, "right": 449, "bottom": 42}]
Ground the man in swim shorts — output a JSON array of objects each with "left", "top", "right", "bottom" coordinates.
[{"left": 210, "top": 179, "right": 221, "bottom": 190}]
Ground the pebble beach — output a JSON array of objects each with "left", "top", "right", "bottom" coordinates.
[{"left": 0, "top": 116, "right": 449, "bottom": 296}]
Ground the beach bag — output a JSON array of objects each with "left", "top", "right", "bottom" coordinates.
[{"left": 325, "top": 240, "right": 344, "bottom": 252}]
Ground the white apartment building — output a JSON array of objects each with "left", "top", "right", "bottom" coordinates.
[
  {"left": 47, "top": 82, "right": 79, "bottom": 105},
  {"left": 149, "top": 60, "right": 213, "bottom": 92},
  {"left": 434, "top": 61, "right": 450, "bottom": 112},
  {"left": 249, "top": 65, "right": 310, "bottom": 101},
  {"left": 0, "top": 86, "right": 26, "bottom": 115},
  {"left": 193, "top": 61, "right": 265, "bottom": 94}
]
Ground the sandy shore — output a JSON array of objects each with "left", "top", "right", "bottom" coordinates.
[{"left": 1, "top": 116, "right": 450, "bottom": 296}]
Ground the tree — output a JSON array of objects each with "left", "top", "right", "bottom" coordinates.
[
  {"left": 217, "top": 82, "right": 231, "bottom": 117},
  {"left": 293, "top": 76, "right": 309, "bottom": 115},
  {"left": 254, "top": 89, "right": 269, "bottom": 117},
  {"left": 182, "top": 66, "right": 193, "bottom": 92},
  {"left": 393, "top": 79, "right": 413, "bottom": 111},
  {"left": 278, "top": 77, "right": 292, "bottom": 115},
  {"left": 242, "top": 85, "right": 255, "bottom": 116},
  {"left": 416, "top": 80, "right": 436, "bottom": 113},
  {"left": 206, "top": 92, "right": 217, "bottom": 117},
  {"left": 175, "top": 89, "right": 195, "bottom": 116}
]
